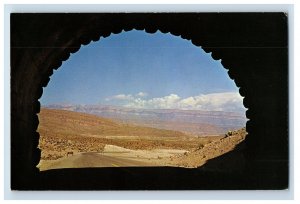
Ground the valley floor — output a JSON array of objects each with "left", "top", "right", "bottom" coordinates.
[
  {"left": 38, "top": 128, "right": 246, "bottom": 171},
  {"left": 37, "top": 108, "right": 247, "bottom": 171}
]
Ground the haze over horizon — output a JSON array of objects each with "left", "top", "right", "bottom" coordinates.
[{"left": 41, "top": 30, "right": 246, "bottom": 113}]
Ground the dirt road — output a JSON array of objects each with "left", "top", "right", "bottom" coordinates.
[{"left": 39, "top": 152, "right": 155, "bottom": 170}]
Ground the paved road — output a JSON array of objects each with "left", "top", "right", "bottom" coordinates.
[{"left": 45, "top": 152, "right": 153, "bottom": 169}]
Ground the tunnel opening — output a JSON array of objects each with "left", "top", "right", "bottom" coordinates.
[{"left": 37, "top": 30, "right": 247, "bottom": 171}]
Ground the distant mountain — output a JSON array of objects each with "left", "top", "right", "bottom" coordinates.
[{"left": 44, "top": 104, "right": 247, "bottom": 135}]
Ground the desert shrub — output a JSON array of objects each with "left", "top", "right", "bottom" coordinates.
[
  {"left": 225, "top": 131, "right": 233, "bottom": 137},
  {"left": 198, "top": 144, "right": 204, "bottom": 149}
]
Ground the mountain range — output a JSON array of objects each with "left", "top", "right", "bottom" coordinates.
[{"left": 44, "top": 104, "right": 247, "bottom": 135}]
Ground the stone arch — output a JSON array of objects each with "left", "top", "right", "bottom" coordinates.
[{"left": 11, "top": 13, "right": 288, "bottom": 189}]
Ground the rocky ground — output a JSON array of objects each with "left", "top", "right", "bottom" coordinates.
[
  {"left": 165, "top": 128, "right": 247, "bottom": 168},
  {"left": 37, "top": 108, "right": 247, "bottom": 170}
]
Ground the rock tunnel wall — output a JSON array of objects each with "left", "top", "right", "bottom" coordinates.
[{"left": 10, "top": 13, "right": 288, "bottom": 189}]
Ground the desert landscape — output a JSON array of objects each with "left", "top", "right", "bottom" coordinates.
[{"left": 37, "top": 108, "right": 247, "bottom": 171}]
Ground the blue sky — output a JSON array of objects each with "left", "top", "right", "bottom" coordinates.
[{"left": 41, "top": 30, "right": 245, "bottom": 112}]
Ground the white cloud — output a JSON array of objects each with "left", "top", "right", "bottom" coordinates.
[
  {"left": 110, "top": 94, "right": 133, "bottom": 100},
  {"left": 135, "top": 92, "right": 148, "bottom": 98},
  {"left": 127, "top": 94, "right": 181, "bottom": 109},
  {"left": 177, "top": 92, "right": 245, "bottom": 112},
  {"left": 106, "top": 92, "right": 246, "bottom": 112}
]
